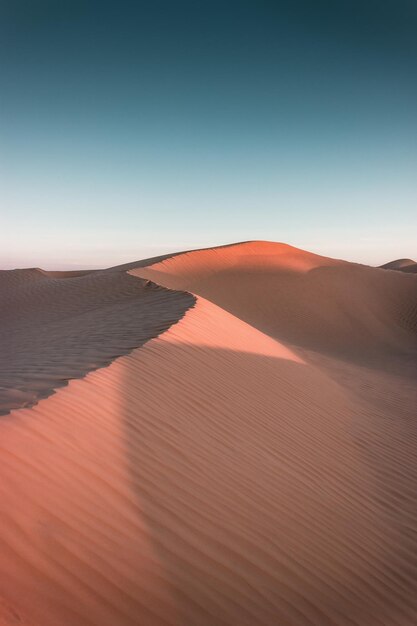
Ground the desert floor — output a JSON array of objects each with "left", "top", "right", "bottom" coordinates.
[{"left": 0, "top": 241, "right": 416, "bottom": 626}]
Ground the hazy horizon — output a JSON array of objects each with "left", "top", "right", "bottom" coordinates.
[
  {"left": 1, "top": 0, "right": 416, "bottom": 268},
  {"left": 1, "top": 237, "right": 416, "bottom": 272}
]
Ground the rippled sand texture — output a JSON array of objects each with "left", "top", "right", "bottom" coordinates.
[
  {"left": 0, "top": 268, "right": 194, "bottom": 414},
  {"left": 1, "top": 241, "right": 417, "bottom": 626}
]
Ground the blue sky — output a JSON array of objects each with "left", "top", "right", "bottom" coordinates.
[{"left": 1, "top": 0, "right": 416, "bottom": 268}]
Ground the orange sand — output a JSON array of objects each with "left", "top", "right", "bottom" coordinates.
[{"left": 0, "top": 241, "right": 416, "bottom": 625}]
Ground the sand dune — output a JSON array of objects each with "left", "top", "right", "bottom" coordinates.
[
  {"left": 380, "top": 258, "right": 417, "bottom": 272},
  {"left": 1, "top": 241, "right": 417, "bottom": 625},
  {"left": 134, "top": 241, "right": 417, "bottom": 360},
  {"left": 381, "top": 259, "right": 417, "bottom": 274},
  {"left": 0, "top": 268, "right": 194, "bottom": 414}
]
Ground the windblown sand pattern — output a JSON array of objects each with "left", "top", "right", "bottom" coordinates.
[
  {"left": 0, "top": 268, "right": 194, "bottom": 414},
  {"left": 1, "top": 241, "right": 417, "bottom": 625}
]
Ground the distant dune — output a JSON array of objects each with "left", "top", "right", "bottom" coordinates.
[
  {"left": 380, "top": 258, "right": 417, "bottom": 273},
  {"left": 0, "top": 241, "right": 416, "bottom": 626},
  {"left": 135, "top": 241, "right": 417, "bottom": 358}
]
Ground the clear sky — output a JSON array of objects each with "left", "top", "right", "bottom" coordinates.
[{"left": 1, "top": 0, "right": 416, "bottom": 269}]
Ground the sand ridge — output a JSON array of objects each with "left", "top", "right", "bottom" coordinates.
[{"left": 0, "top": 268, "right": 194, "bottom": 414}]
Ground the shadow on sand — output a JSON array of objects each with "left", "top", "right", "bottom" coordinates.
[{"left": 123, "top": 341, "right": 417, "bottom": 625}]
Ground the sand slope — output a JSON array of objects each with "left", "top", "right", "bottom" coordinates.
[
  {"left": 0, "top": 268, "right": 194, "bottom": 414},
  {"left": 134, "top": 241, "right": 417, "bottom": 359},
  {"left": 380, "top": 259, "right": 417, "bottom": 273},
  {"left": 1, "top": 241, "right": 417, "bottom": 625}
]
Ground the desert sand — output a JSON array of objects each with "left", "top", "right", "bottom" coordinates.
[
  {"left": 380, "top": 259, "right": 417, "bottom": 274},
  {"left": 0, "top": 241, "right": 416, "bottom": 626}
]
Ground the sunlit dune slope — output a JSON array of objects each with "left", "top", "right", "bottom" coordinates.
[
  {"left": 132, "top": 241, "right": 417, "bottom": 358},
  {"left": 2, "top": 292, "right": 417, "bottom": 625}
]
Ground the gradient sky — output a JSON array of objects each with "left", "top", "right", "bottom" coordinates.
[{"left": 1, "top": 0, "right": 416, "bottom": 268}]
